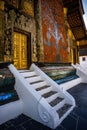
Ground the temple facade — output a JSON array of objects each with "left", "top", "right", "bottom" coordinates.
[{"left": 0, "top": 0, "right": 86, "bottom": 69}]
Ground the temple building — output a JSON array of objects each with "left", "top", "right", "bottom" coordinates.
[
  {"left": 0, "top": 0, "right": 87, "bottom": 69},
  {"left": 1, "top": 1, "right": 87, "bottom": 129}
]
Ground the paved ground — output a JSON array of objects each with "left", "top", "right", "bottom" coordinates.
[{"left": 0, "top": 83, "right": 87, "bottom": 130}]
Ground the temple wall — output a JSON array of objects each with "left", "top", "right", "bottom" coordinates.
[
  {"left": 0, "top": 0, "right": 71, "bottom": 65},
  {"left": 0, "top": 0, "right": 37, "bottom": 63},
  {"left": 41, "top": 0, "right": 68, "bottom": 63}
]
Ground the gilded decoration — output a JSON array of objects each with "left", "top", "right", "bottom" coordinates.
[
  {"left": 0, "top": 1, "right": 4, "bottom": 11},
  {"left": 4, "top": 5, "right": 37, "bottom": 63},
  {"left": 13, "top": 32, "right": 28, "bottom": 69},
  {"left": 4, "top": 7, "right": 12, "bottom": 58},
  {"left": 23, "top": 0, "right": 34, "bottom": 17}
]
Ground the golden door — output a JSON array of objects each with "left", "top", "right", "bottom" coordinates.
[{"left": 13, "top": 32, "right": 28, "bottom": 69}]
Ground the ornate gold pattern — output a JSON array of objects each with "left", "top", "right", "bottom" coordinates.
[
  {"left": 23, "top": 0, "right": 34, "bottom": 17},
  {"left": 13, "top": 32, "right": 27, "bottom": 69},
  {"left": 0, "top": 1, "right": 4, "bottom": 11}
]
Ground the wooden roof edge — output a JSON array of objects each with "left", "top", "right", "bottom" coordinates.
[
  {"left": 62, "top": 0, "right": 84, "bottom": 14},
  {"left": 76, "top": 36, "right": 87, "bottom": 41},
  {"left": 79, "top": 44, "right": 87, "bottom": 48},
  {"left": 78, "top": 6, "right": 87, "bottom": 32},
  {"left": 79, "top": 0, "right": 84, "bottom": 14}
]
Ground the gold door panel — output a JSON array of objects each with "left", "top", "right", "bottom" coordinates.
[{"left": 13, "top": 32, "right": 27, "bottom": 69}]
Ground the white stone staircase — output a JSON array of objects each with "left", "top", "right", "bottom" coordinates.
[
  {"left": 8, "top": 63, "right": 75, "bottom": 129},
  {"left": 72, "top": 63, "right": 87, "bottom": 83}
]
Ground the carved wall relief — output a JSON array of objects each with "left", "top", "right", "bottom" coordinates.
[
  {"left": 22, "top": 0, "right": 34, "bottom": 17},
  {"left": 0, "top": 1, "right": 4, "bottom": 11},
  {"left": 4, "top": 7, "right": 13, "bottom": 62},
  {"left": 12, "top": 10, "right": 37, "bottom": 62},
  {"left": 4, "top": 3, "right": 37, "bottom": 63}
]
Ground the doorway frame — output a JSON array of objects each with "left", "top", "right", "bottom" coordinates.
[{"left": 13, "top": 28, "right": 32, "bottom": 69}]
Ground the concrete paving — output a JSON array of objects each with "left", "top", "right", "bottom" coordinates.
[{"left": 0, "top": 83, "right": 87, "bottom": 130}]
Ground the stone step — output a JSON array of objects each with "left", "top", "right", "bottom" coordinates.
[
  {"left": 30, "top": 80, "right": 44, "bottom": 85},
  {"left": 32, "top": 81, "right": 48, "bottom": 89},
  {"left": 19, "top": 70, "right": 33, "bottom": 73},
  {"left": 24, "top": 75, "right": 38, "bottom": 78},
  {"left": 42, "top": 91, "right": 57, "bottom": 98},
  {"left": 36, "top": 85, "right": 51, "bottom": 91},
  {"left": 25, "top": 76, "right": 42, "bottom": 83},
  {"left": 57, "top": 104, "right": 72, "bottom": 118},
  {"left": 49, "top": 97, "right": 64, "bottom": 107},
  {"left": 46, "top": 93, "right": 59, "bottom": 103},
  {"left": 20, "top": 71, "right": 36, "bottom": 77},
  {"left": 37, "top": 86, "right": 52, "bottom": 95}
]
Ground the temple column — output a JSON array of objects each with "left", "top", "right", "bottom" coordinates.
[
  {"left": 34, "top": 0, "right": 44, "bottom": 62},
  {"left": 0, "top": 1, "right": 4, "bottom": 61}
]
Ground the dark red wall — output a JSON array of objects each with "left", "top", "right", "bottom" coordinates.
[{"left": 41, "top": 0, "right": 68, "bottom": 63}]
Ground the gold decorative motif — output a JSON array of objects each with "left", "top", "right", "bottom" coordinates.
[
  {"left": 13, "top": 32, "right": 27, "bottom": 69},
  {"left": 12, "top": 0, "right": 18, "bottom": 7},
  {"left": 0, "top": 1, "right": 4, "bottom": 11},
  {"left": 23, "top": 0, "right": 34, "bottom": 17}
]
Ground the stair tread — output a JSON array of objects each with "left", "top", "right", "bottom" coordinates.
[
  {"left": 57, "top": 104, "right": 72, "bottom": 118},
  {"left": 49, "top": 97, "right": 64, "bottom": 107},
  {"left": 36, "top": 85, "right": 51, "bottom": 91},
  {"left": 42, "top": 91, "right": 57, "bottom": 98},
  {"left": 25, "top": 75, "right": 38, "bottom": 78},
  {"left": 30, "top": 80, "right": 44, "bottom": 84},
  {"left": 19, "top": 70, "right": 33, "bottom": 73}
]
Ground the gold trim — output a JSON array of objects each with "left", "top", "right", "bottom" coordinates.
[
  {"left": 0, "top": 1, "right": 4, "bottom": 11},
  {"left": 13, "top": 32, "right": 27, "bottom": 69}
]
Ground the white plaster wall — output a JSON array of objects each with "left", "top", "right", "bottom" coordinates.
[{"left": 79, "top": 56, "right": 87, "bottom": 68}]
